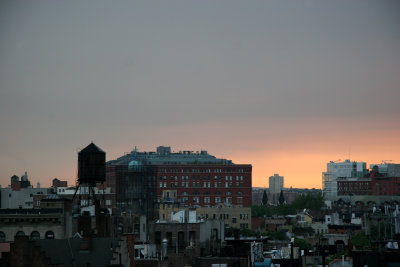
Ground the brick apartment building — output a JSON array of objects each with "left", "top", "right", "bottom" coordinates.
[
  {"left": 105, "top": 146, "right": 253, "bottom": 218},
  {"left": 154, "top": 164, "right": 252, "bottom": 207},
  {"left": 337, "top": 172, "right": 400, "bottom": 196}
]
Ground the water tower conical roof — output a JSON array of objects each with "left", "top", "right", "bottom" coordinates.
[{"left": 79, "top": 142, "right": 105, "bottom": 154}]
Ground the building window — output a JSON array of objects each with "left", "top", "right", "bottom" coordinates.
[
  {"left": 0, "top": 232, "right": 5, "bottom": 242},
  {"left": 45, "top": 231, "right": 55, "bottom": 239},
  {"left": 204, "top": 197, "right": 210, "bottom": 204},
  {"left": 155, "top": 231, "right": 161, "bottom": 244},
  {"left": 189, "top": 231, "right": 196, "bottom": 246},
  {"left": 193, "top": 197, "right": 199, "bottom": 203},
  {"left": 178, "top": 231, "right": 185, "bottom": 247},
  {"left": 215, "top": 197, "right": 221, "bottom": 203},
  {"left": 106, "top": 200, "right": 111, "bottom": 206},
  {"left": 30, "top": 231, "right": 40, "bottom": 240},
  {"left": 15, "top": 231, "right": 25, "bottom": 237},
  {"left": 240, "top": 223, "right": 249, "bottom": 229},
  {"left": 166, "top": 232, "right": 172, "bottom": 247},
  {"left": 232, "top": 218, "right": 237, "bottom": 223}
]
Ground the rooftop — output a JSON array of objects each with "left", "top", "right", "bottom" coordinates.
[{"left": 108, "top": 146, "right": 233, "bottom": 165}]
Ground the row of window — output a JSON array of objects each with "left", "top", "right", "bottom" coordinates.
[
  {"left": 160, "top": 175, "right": 245, "bottom": 181},
  {"left": 0, "top": 231, "right": 55, "bottom": 241},
  {"left": 154, "top": 230, "right": 199, "bottom": 246},
  {"left": 80, "top": 199, "right": 112, "bottom": 206},
  {"left": 179, "top": 191, "right": 243, "bottom": 196},
  {"left": 158, "top": 168, "right": 248, "bottom": 173},
  {"left": 201, "top": 213, "right": 249, "bottom": 221},
  {"left": 182, "top": 196, "right": 243, "bottom": 204},
  {"left": 159, "top": 182, "right": 245, "bottom": 188}
]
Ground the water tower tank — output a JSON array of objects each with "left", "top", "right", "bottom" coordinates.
[
  {"left": 78, "top": 142, "right": 106, "bottom": 184},
  {"left": 11, "top": 175, "right": 19, "bottom": 183}
]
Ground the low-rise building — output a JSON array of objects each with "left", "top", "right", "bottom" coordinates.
[
  {"left": 197, "top": 205, "right": 250, "bottom": 229},
  {"left": 0, "top": 174, "right": 50, "bottom": 209},
  {"left": 158, "top": 203, "right": 250, "bottom": 230},
  {"left": 311, "top": 222, "right": 328, "bottom": 235},
  {"left": 32, "top": 186, "right": 116, "bottom": 210},
  {"left": 0, "top": 235, "right": 127, "bottom": 267},
  {"left": 251, "top": 217, "right": 286, "bottom": 232},
  {"left": 148, "top": 216, "right": 224, "bottom": 266},
  {"left": 0, "top": 195, "right": 72, "bottom": 242}
]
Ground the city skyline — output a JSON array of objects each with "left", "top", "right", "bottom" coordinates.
[{"left": 1, "top": 1, "right": 400, "bottom": 189}]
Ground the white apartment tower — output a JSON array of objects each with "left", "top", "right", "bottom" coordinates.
[
  {"left": 269, "top": 174, "right": 284, "bottom": 194},
  {"left": 322, "top": 159, "right": 367, "bottom": 198}
]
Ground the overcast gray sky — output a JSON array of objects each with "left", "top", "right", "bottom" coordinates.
[{"left": 1, "top": 0, "right": 399, "bottom": 188}]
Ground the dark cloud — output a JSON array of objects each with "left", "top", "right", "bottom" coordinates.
[{"left": 0, "top": 0, "right": 399, "bottom": 186}]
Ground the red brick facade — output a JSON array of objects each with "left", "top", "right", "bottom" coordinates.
[
  {"left": 337, "top": 179, "right": 371, "bottom": 196},
  {"left": 154, "top": 164, "right": 252, "bottom": 207},
  {"left": 371, "top": 177, "right": 400, "bottom": 195},
  {"left": 338, "top": 176, "right": 400, "bottom": 196}
]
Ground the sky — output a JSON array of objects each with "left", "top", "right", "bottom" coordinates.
[{"left": 0, "top": 0, "right": 399, "bottom": 189}]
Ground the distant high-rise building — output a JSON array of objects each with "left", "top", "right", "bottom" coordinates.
[
  {"left": 322, "top": 159, "right": 367, "bottom": 198},
  {"left": 269, "top": 174, "right": 284, "bottom": 194}
]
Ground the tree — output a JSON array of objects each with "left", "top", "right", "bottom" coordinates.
[
  {"left": 351, "top": 232, "right": 371, "bottom": 250},
  {"left": 279, "top": 190, "right": 285, "bottom": 205},
  {"left": 291, "top": 192, "right": 324, "bottom": 211},
  {"left": 262, "top": 190, "right": 268, "bottom": 205},
  {"left": 294, "top": 237, "right": 312, "bottom": 250}
]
